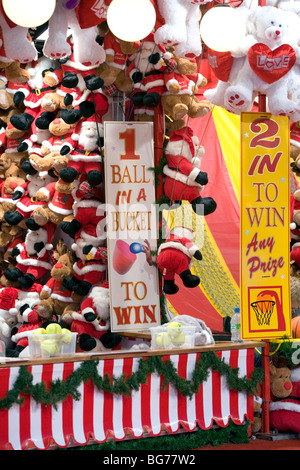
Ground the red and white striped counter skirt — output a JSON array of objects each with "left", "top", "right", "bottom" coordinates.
[{"left": 0, "top": 348, "right": 254, "bottom": 450}]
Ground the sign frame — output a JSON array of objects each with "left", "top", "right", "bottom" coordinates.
[
  {"left": 240, "top": 112, "right": 291, "bottom": 340},
  {"left": 104, "top": 121, "right": 160, "bottom": 333}
]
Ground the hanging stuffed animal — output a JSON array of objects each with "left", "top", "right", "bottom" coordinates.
[
  {"left": 163, "top": 126, "right": 217, "bottom": 215},
  {"left": 0, "top": 1, "right": 38, "bottom": 64},
  {"left": 156, "top": 226, "right": 202, "bottom": 294},
  {"left": 204, "top": 6, "right": 300, "bottom": 120},
  {"left": 154, "top": 0, "right": 204, "bottom": 59}
]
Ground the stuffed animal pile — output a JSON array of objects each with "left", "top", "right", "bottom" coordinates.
[{"left": 0, "top": 0, "right": 222, "bottom": 357}]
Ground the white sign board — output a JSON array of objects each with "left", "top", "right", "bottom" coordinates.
[{"left": 104, "top": 122, "right": 160, "bottom": 332}]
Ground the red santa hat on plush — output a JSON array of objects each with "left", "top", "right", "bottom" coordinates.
[
  {"left": 167, "top": 126, "right": 200, "bottom": 158},
  {"left": 8, "top": 284, "right": 43, "bottom": 316}
]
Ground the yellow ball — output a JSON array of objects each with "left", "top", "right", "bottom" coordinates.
[
  {"left": 171, "top": 333, "right": 186, "bottom": 347},
  {"left": 41, "top": 339, "right": 60, "bottom": 356},
  {"left": 156, "top": 332, "right": 171, "bottom": 348},
  {"left": 45, "top": 323, "right": 62, "bottom": 335},
  {"left": 167, "top": 321, "right": 182, "bottom": 338},
  {"left": 32, "top": 328, "right": 46, "bottom": 342},
  {"left": 60, "top": 328, "right": 72, "bottom": 344}
]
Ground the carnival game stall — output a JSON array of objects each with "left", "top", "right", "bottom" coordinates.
[{"left": 0, "top": 0, "right": 298, "bottom": 450}]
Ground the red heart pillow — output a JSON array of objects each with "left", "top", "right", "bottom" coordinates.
[{"left": 248, "top": 43, "right": 296, "bottom": 84}]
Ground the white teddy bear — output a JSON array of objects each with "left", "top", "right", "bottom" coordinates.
[
  {"left": 204, "top": 5, "right": 300, "bottom": 121},
  {"left": 154, "top": 0, "right": 208, "bottom": 58}
]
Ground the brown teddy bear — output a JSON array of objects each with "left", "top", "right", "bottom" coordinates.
[
  {"left": 95, "top": 22, "right": 139, "bottom": 95},
  {"left": 0, "top": 61, "right": 29, "bottom": 111},
  {"left": 37, "top": 240, "right": 81, "bottom": 324},
  {"left": 0, "top": 163, "right": 26, "bottom": 222},
  {"left": 28, "top": 117, "right": 75, "bottom": 173},
  {"left": 0, "top": 223, "right": 24, "bottom": 250},
  {"left": 32, "top": 177, "right": 75, "bottom": 226},
  {"left": 161, "top": 52, "right": 213, "bottom": 121},
  {"left": 0, "top": 122, "right": 29, "bottom": 176}
]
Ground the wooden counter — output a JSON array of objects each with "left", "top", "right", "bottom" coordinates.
[{"left": 0, "top": 340, "right": 266, "bottom": 368}]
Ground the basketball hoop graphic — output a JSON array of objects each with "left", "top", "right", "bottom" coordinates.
[{"left": 251, "top": 294, "right": 276, "bottom": 326}]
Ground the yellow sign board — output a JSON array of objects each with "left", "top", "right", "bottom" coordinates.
[{"left": 240, "top": 112, "right": 291, "bottom": 340}]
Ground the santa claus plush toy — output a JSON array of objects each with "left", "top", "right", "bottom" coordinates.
[
  {"left": 156, "top": 226, "right": 202, "bottom": 294},
  {"left": 71, "top": 281, "right": 121, "bottom": 352},
  {"left": 3, "top": 223, "right": 55, "bottom": 289},
  {"left": 10, "top": 57, "right": 62, "bottom": 131},
  {"left": 59, "top": 116, "right": 103, "bottom": 187},
  {"left": 63, "top": 223, "right": 107, "bottom": 296},
  {"left": 4, "top": 170, "right": 57, "bottom": 227},
  {"left": 163, "top": 126, "right": 217, "bottom": 216}
]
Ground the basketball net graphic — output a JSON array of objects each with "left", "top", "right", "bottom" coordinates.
[{"left": 251, "top": 293, "right": 276, "bottom": 326}]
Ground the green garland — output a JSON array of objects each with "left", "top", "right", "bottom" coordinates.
[
  {"left": 0, "top": 352, "right": 263, "bottom": 411},
  {"left": 68, "top": 420, "right": 250, "bottom": 451}
]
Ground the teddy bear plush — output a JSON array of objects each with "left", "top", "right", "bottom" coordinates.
[
  {"left": 71, "top": 281, "right": 122, "bottom": 352},
  {"left": 31, "top": 177, "right": 75, "bottom": 227},
  {"left": 43, "top": 0, "right": 106, "bottom": 66},
  {"left": 0, "top": 163, "right": 26, "bottom": 222},
  {"left": 95, "top": 22, "right": 140, "bottom": 95},
  {"left": 63, "top": 224, "right": 107, "bottom": 297},
  {"left": 10, "top": 57, "right": 62, "bottom": 132},
  {"left": 156, "top": 226, "right": 202, "bottom": 294},
  {"left": 0, "top": 222, "right": 24, "bottom": 251},
  {"left": 0, "top": 4, "right": 37, "bottom": 64},
  {"left": 163, "top": 126, "right": 217, "bottom": 216},
  {"left": 37, "top": 240, "right": 81, "bottom": 324},
  {"left": 3, "top": 223, "right": 55, "bottom": 289},
  {"left": 154, "top": 0, "right": 204, "bottom": 59},
  {"left": 267, "top": 357, "right": 300, "bottom": 433},
  {"left": 204, "top": 6, "right": 300, "bottom": 120},
  {"left": 4, "top": 170, "right": 57, "bottom": 228},
  {"left": 0, "top": 122, "right": 30, "bottom": 174},
  {"left": 24, "top": 116, "right": 76, "bottom": 174},
  {"left": 162, "top": 53, "right": 212, "bottom": 121}
]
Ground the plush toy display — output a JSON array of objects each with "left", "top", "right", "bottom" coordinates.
[
  {"left": 0, "top": 0, "right": 221, "bottom": 362},
  {"left": 156, "top": 226, "right": 202, "bottom": 294},
  {"left": 163, "top": 126, "right": 217, "bottom": 215},
  {"left": 204, "top": 6, "right": 300, "bottom": 120}
]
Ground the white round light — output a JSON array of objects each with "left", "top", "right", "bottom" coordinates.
[
  {"left": 3, "top": 0, "right": 56, "bottom": 28},
  {"left": 107, "top": 0, "right": 156, "bottom": 42},
  {"left": 200, "top": 6, "right": 247, "bottom": 52}
]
